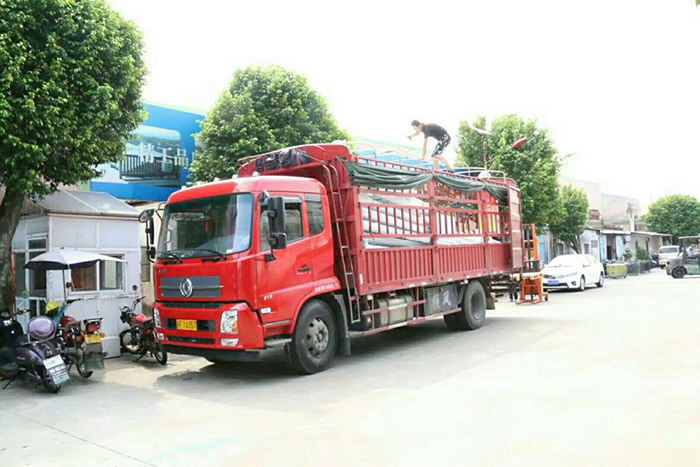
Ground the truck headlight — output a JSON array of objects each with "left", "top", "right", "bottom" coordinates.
[
  {"left": 220, "top": 309, "right": 238, "bottom": 334},
  {"left": 153, "top": 309, "right": 162, "bottom": 329}
]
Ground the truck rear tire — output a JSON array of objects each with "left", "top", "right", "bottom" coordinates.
[
  {"left": 444, "top": 281, "right": 487, "bottom": 331},
  {"left": 289, "top": 300, "right": 337, "bottom": 374}
]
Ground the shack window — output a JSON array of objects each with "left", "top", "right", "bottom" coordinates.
[
  {"left": 306, "top": 194, "right": 325, "bottom": 237},
  {"left": 72, "top": 264, "right": 97, "bottom": 292},
  {"left": 100, "top": 255, "right": 124, "bottom": 290}
]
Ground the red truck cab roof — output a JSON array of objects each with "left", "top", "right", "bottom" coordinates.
[{"left": 167, "top": 175, "right": 326, "bottom": 204}]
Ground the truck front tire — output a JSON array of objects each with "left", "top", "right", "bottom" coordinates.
[
  {"left": 444, "top": 281, "right": 487, "bottom": 331},
  {"left": 289, "top": 300, "right": 337, "bottom": 374}
]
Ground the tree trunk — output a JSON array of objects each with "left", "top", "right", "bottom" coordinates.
[
  {"left": 0, "top": 186, "right": 25, "bottom": 316},
  {"left": 569, "top": 239, "right": 581, "bottom": 254}
]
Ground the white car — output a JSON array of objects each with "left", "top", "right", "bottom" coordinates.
[
  {"left": 658, "top": 245, "right": 680, "bottom": 268},
  {"left": 543, "top": 254, "right": 605, "bottom": 291}
]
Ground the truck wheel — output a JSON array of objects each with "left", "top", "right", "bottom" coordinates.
[
  {"left": 289, "top": 300, "right": 337, "bottom": 374},
  {"left": 672, "top": 268, "right": 686, "bottom": 279},
  {"left": 444, "top": 281, "right": 487, "bottom": 331}
]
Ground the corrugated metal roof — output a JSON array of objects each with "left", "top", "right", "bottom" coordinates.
[
  {"left": 601, "top": 230, "right": 672, "bottom": 237},
  {"left": 31, "top": 190, "right": 139, "bottom": 218}
]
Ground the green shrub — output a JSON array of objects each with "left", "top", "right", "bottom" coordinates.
[{"left": 635, "top": 248, "right": 649, "bottom": 260}]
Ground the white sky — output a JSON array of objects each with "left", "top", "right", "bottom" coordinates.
[{"left": 110, "top": 0, "right": 700, "bottom": 208}]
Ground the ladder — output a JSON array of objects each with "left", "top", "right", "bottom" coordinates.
[{"left": 320, "top": 162, "right": 362, "bottom": 324}]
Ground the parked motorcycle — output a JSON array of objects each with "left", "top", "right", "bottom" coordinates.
[
  {"left": 46, "top": 298, "right": 105, "bottom": 378},
  {"left": 1, "top": 309, "right": 70, "bottom": 394},
  {"left": 119, "top": 297, "right": 167, "bottom": 365}
]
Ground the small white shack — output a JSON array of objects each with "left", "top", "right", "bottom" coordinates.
[{"left": 11, "top": 190, "right": 142, "bottom": 357}]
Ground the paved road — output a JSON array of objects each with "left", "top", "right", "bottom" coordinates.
[{"left": 2, "top": 269, "right": 699, "bottom": 466}]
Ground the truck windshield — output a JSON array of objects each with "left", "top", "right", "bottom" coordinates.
[{"left": 158, "top": 193, "right": 254, "bottom": 259}]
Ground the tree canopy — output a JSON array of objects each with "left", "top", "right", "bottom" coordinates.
[
  {"left": 190, "top": 65, "right": 348, "bottom": 181},
  {"left": 456, "top": 115, "right": 562, "bottom": 227},
  {"left": 549, "top": 185, "right": 589, "bottom": 253},
  {"left": 0, "top": 0, "right": 146, "bottom": 312},
  {"left": 646, "top": 194, "right": 700, "bottom": 239}
]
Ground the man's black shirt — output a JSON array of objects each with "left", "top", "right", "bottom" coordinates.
[{"left": 422, "top": 123, "right": 448, "bottom": 139}]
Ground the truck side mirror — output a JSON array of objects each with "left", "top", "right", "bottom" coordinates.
[
  {"left": 138, "top": 209, "right": 155, "bottom": 224},
  {"left": 267, "top": 197, "right": 286, "bottom": 235},
  {"left": 269, "top": 232, "right": 287, "bottom": 250},
  {"left": 145, "top": 217, "right": 155, "bottom": 247},
  {"left": 265, "top": 196, "right": 287, "bottom": 262},
  {"left": 147, "top": 246, "right": 156, "bottom": 261}
]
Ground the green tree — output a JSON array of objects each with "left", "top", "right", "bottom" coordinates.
[
  {"left": 457, "top": 115, "right": 562, "bottom": 227},
  {"left": 0, "top": 0, "right": 146, "bottom": 313},
  {"left": 549, "top": 185, "right": 589, "bottom": 253},
  {"left": 191, "top": 65, "right": 348, "bottom": 181},
  {"left": 646, "top": 194, "right": 700, "bottom": 239}
]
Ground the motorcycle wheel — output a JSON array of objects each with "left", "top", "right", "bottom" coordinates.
[
  {"left": 40, "top": 368, "right": 61, "bottom": 394},
  {"left": 120, "top": 329, "right": 140, "bottom": 355},
  {"left": 75, "top": 352, "right": 93, "bottom": 379},
  {"left": 153, "top": 344, "right": 168, "bottom": 365}
]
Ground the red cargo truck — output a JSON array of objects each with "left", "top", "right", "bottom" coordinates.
[{"left": 141, "top": 144, "right": 523, "bottom": 373}]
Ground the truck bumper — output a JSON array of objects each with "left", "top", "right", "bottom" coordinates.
[
  {"left": 163, "top": 345, "right": 260, "bottom": 362},
  {"left": 154, "top": 302, "right": 265, "bottom": 353}
]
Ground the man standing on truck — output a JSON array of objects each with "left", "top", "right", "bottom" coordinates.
[{"left": 408, "top": 120, "right": 454, "bottom": 172}]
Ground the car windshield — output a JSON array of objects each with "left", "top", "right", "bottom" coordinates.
[
  {"left": 659, "top": 247, "right": 679, "bottom": 255},
  {"left": 158, "top": 193, "right": 254, "bottom": 259},
  {"left": 547, "top": 255, "right": 581, "bottom": 268}
]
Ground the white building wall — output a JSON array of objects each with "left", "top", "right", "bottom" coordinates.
[{"left": 47, "top": 215, "right": 141, "bottom": 357}]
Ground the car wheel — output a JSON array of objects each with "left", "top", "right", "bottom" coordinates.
[
  {"left": 596, "top": 273, "right": 604, "bottom": 288},
  {"left": 578, "top": 276, "right": 586, "bottom": 292},
  {"left": 672, "top": 268, "right": 686, "bottom": 279}
]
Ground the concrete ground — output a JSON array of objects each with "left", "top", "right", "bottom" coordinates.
[{"left": 2, "top": 269, "right": 699, "bottom": 466}]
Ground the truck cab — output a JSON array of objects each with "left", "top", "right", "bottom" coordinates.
[{"left": 151, "top": 175, "right": 341, "bottom": 365}]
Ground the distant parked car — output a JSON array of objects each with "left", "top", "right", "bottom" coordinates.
[
  {"left": 658, "top": 246, "right": 680, "bottom": 269},
  {"left": 543, "top": 254, "right": 605, "bottom": 291}
]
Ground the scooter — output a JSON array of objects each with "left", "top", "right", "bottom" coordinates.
[
  {"left": 46, "top": 297, "right": 105, "bottom": 378},
  {"left": 1, "top": 309, "right": 70, "bottom": 394},
  {"left": 119, "top": 297, "right": 167, "bottom": 365}
]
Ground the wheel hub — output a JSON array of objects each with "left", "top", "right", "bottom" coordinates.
[{"left": 306, "top": 318, "right": 329, "bottom": 357}]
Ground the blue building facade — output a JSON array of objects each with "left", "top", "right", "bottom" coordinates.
[{"left": 90, "top": 103, "right": 204, "bottom": 202}]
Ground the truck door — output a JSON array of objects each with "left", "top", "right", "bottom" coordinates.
[
  {"left": 509, "top": 186, "right": 524, "bottom": 269},
  {"left": 256, "top": 196, "right": 315, "bottom": 327}
]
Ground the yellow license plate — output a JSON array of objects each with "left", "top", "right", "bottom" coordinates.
[
  {"left": 84, "top": 334, "right": 102, "bottom": 344},
  {"left": 176, "top": 319, "right": 197, "bottom": 331}
]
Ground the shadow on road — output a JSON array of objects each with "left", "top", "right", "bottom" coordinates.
[{"left": 153, "top": 315, "right": 573, "bottom": 410}]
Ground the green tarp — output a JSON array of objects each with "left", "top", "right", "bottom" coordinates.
[
  {"left": 345, "top": 160, "right": 433, "bottom": 190},
  {"left": 344, "top": 160, "right": 509, "bottom": 204}
]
